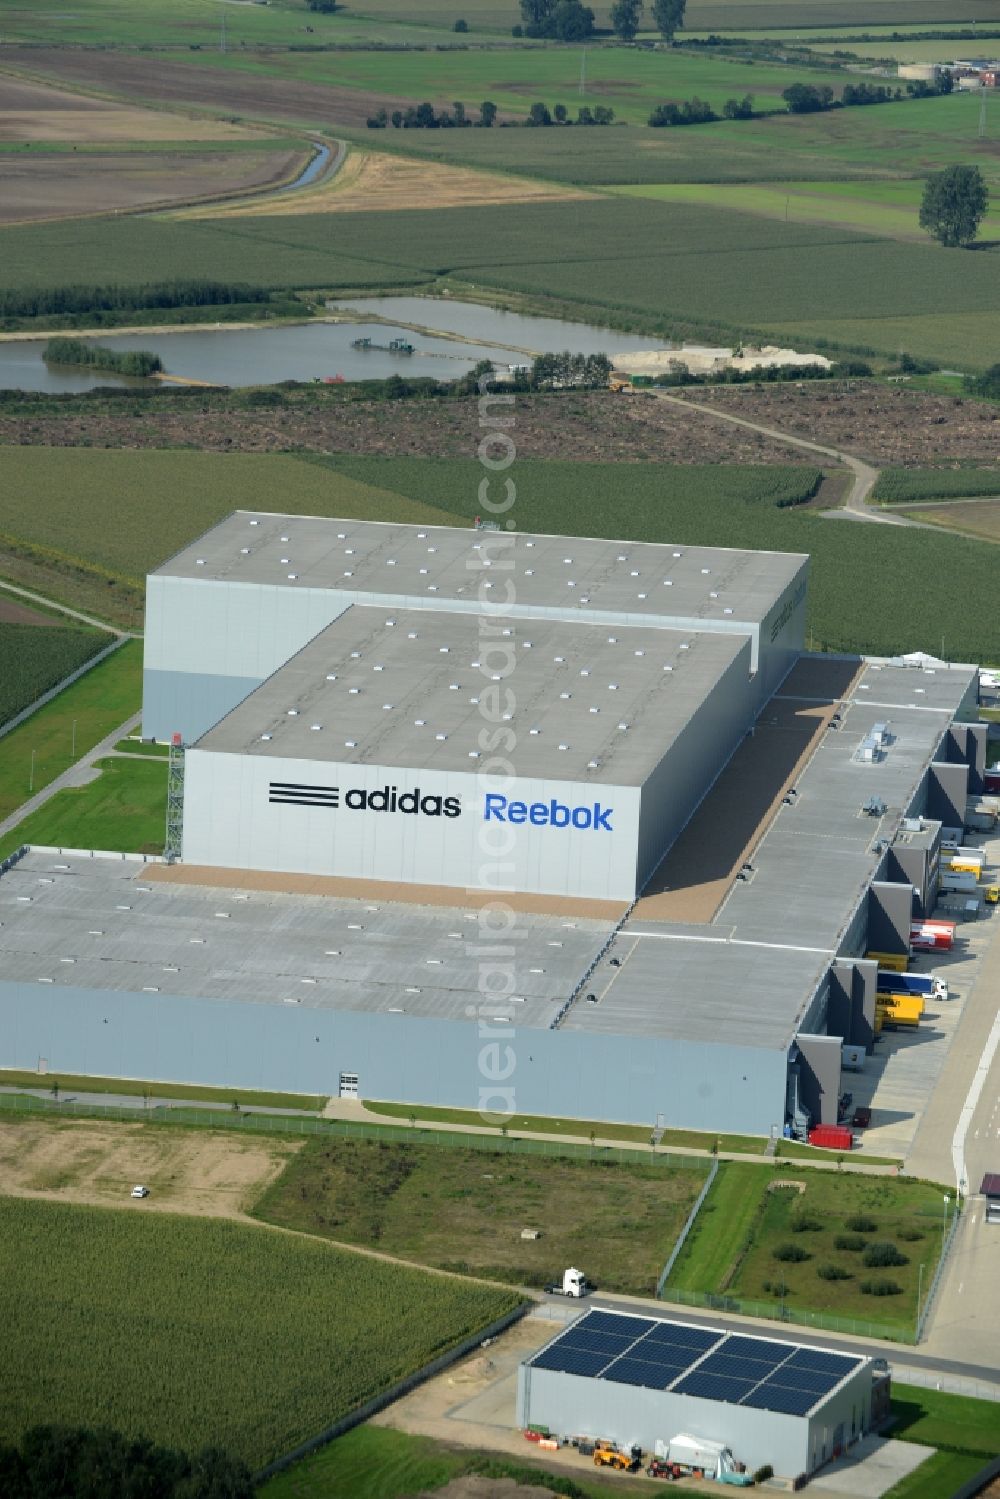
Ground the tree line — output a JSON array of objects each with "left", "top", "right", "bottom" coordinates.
[
  {"left": 515, "top": 0, "right": 685, "bottom": 39},
  {"left": 44, "top": 336, "right": 163, "bottom": 377},
  {"left": 0, "top": 1425, "right": 253, "bottom": 1499},
  {"left": 367, "top": 100, "right": 615, "bottom": 127},
  {"left": 0, "top": 281, "right": 274, "bottom": 319},
  {"left": 648, "top": 72, "right": 955, "bottom": 125}
]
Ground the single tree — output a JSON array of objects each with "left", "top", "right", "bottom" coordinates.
[
  {"left": 550, "top": 0, "right": 594, "bottom": 39},
  {"left": 453, "top": 16, "right": 468, "bottom": 29},
  {"left": 610, "top": 0, "right": 642, "bottom": 41},
  {"left": 553, "top": 101, "right": 569, "bottom": 123},
  {"left": 519, "top": 0, "right": 553, "bottom": 27},
  {"left": 479, "top": 99, "right": 497, "bottom": 127},
  {"left": 919, "top": 164, "right": 988, "bottom": 247},
  {"left": 651, "top": 0, "right": 685, "bottom": 39},
  {"left": 527, "top": 101, "right": 553, "bottom": 126}
]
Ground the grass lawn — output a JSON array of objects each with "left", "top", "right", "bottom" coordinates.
[
  {"left": 890, "top": 1382, "right": 1000, "bottom": 1456},
  {"left": 260, "top": 1425, "right": 655, "bottom": 1499},
  {"left": 882, "top": 1452, "right": 989, "bottom": 1499},
  {"left": 0, "top": 1197, "right": 520, "bottom": 1469},
  {"left": 253, "top": 1135, "right": 707, "bottom": 1296},
  {"left": 776, "top": 1141, "right": 902, "bottom": 1165},
  {"left": 364, "top": 1099, "right": 766, "bottom": 1154},
  {"left": 0, "top": 639, "right": 141, "bottom": 823},
  {"left": 0, "top": 754, "right": 166, "bottom": 864},
  {"left": 666, "top": 1163, "right": 952, "bottom": 1334},
  {"left": 0, "top": 1069, "right": 326, "bottom": 1112},
  {"left": 113, "top": 738, "right": 170, "bottom": 756}
]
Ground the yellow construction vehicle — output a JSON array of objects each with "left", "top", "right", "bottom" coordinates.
[
  {"left": 609, "top": 374, "right": 632, "bottom": 393},
  {"left": 985, "top": 885, "right": 1000, "bottom": 904},
  {"left": 594, "top": 1448, "right": 637, "bottom": 1472}
]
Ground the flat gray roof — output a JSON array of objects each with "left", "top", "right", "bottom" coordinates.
[
  {"left": 194, "top": 605, "right": 747, "bottom": 785},
  {"left": 0, "top": 852, "right": 611, "bottom": 1029},
  {"left": 155, "top": 512, "right": 806, "bottom": 632},
  {"left": 563, "top": 656, "right": 978, "bottom": 1047}
]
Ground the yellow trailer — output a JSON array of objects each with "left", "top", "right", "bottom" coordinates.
[
  {"left": 867, "top": 950, "right": 908, "bottom": 972},
  {"left": 876, "top": 994, "right": 923, "bottom": 1028}
]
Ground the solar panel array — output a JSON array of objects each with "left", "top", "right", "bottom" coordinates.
[{"left": 530, "top": 1312, "right": 862, "bottom": 1418}]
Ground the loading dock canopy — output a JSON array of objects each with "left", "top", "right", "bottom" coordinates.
[{"left": 529, "top": 1311, "right": 864, "bottom": 1418}]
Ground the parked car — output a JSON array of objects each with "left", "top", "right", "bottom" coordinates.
[
  {"left": 852, "top": 1107, "right": 872, "bottom": 1129},
  {"left": 647, "top": 1459, "right": 681, "bottom": 1480},
  {"left": 131, "top": 1185, "right": 149, "bottom": 1199}
]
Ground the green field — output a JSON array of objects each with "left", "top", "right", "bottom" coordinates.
[
  {"left": 0, "top": 1196, "right": 520, "bottom": 1468},
  {"left": 318, "top": 452, "right": 1000, "bottom": 660},
  {"left": 667, "top": 1162, "right": 953, "bottom": 1334},
  {"left": 873, "top": 466, "right": 1000, "bottom": 502},
  {"left": 0, "top": 620, "right": 105, "bottom": 729},
  {"left": 114, "top": 737, "right": 171, "bottom": 756},
  {"left": 0, "top": 754, "right": 167, "bottom": 864},
  {"left": 253, "top": 1135, "right": 707, "bottom": 1295},
  {"left": 0, "top": 1069, "right": 325, "bottom": 1110},
  {"left": 614, "top": 177, "right": 1000, "bottom": 240},
  {"left": 7, "top": 446, "right": 1000, "bottom": 664},
  {"left": 0, "top": 639, "right": 141, "bottom": 822}
]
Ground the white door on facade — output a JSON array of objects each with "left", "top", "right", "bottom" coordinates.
[{"left": 339, "top": 1072, "right": 359, "bottom": 1099}]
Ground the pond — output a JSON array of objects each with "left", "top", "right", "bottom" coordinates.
[{"left": 0, "top": 297, "right": 668, "bottom": 392}]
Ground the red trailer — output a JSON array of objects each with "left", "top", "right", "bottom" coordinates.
[
  {"left": 911, "top": 920, "right": 955, "bottom": 952},
  {"left": 808, "top": 1124, "right": 853, "bottom": 1150}
]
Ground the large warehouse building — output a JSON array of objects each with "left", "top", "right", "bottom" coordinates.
[
  {"left": 0, "top": 512, "right": 988, "bottom": 1135},
  {"left": 517, "top": 1308, "right": 876, "bottom": 1482}
]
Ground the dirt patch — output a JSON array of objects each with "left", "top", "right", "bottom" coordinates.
[
  {"left": 0, "top": 71, "right": 272, "bottom": 141},
  {"left": 0, "top": 1116, "right": 301, "bottom": 1217},
  {"left": 682, "top": 382, "right": 1000, "bottom": 467},
  {"left": 7, "top": 51, "right": 415, "bottom": 131},
  {"left": 185, "top": 145, "right": 587, "bottom": 219},
  {"left": 901, "top": 498, "right": 1000, "bottom": 542},
  {"left": 0, "top": 595, "right": 58, "bottom": 625},
  {"left": 0, "top": 145, "right": 306, "bottom": 224}
]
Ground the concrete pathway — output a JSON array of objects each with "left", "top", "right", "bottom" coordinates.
[
  {"left": 0, "top": 1084, "right": 321, "bottom": 1119},
  {"left": 0, "top": 708, "right": 141, "bottom": 841},
  {"left": 0, "top": 577, "right": 126, "bottom": 634},
  {"left": 651, "top": 391, "right": 904, "bottom": 526},
  {"left": 323, "top": 1096, "right": 901, "bottom": 1176}
]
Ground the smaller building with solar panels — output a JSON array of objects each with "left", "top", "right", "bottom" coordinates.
[{"left": 517, "top": 1309, "right": 875, "bottom": 1481}]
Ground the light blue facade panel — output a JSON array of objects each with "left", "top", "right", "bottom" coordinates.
[
  {"left": 143, "top": 669, "right": 261, "bottom": 744},
  {"left": 0, "top": 982, "right": 787, "bottom": 1133}
]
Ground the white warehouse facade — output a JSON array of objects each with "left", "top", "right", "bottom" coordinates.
[{"left": 517, "top": 1309, "right": 877, "bottom": 1483}]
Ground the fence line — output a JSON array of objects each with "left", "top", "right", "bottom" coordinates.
[
  {"left": 0, "top": 1092, "right": 711, "bottom": 1172},
  {"left": 656, "top": 1284, "right": 914, "bottom": 1346},
  {"left": 255, "top": 1300, "right": 530, "bottom": 1484},
  {"left": 657, "top": 1156, "right": 719, "bottom": 1296},
  {"left": 916, "top": 1199, "right": 962, "bottom": 1343}
]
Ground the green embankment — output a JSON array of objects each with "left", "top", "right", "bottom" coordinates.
[
  {"left": 0, "top": 756, "right": 166, "bottom": 864},
  {"left": 0, "top": 1069, "right": 324, "bottom": 1110}
]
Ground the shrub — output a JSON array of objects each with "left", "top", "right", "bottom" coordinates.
[
  {"left": 772, "top": 1243, "right": 810, "bottom": 1263},
  {"left": 834, "top": 1234, "right": 867, "bottom": 1251},
  {"left": 897, "top": 1227, "right": 925, "bottom": 1241},
  {"left": 863, "top": 1241, "right": 908, "bottom": 1268},
  {"left": 845, "top": 1214, "right": 877, "bottom": 1233},
  {"left": 860, "top": 1278, "right": 903, "bottom": 1296},
  {"left": 790, "top": 1214, "right": 824, "bottom": 1233},
  {"left": 817, "top": 1263, "right": 852, "bottom": 1281},
  {"left": 453, "top": 17, "right": 468, "bottom": 29},
  {"left": 754, "top": 1466, "right": 774, "bottom": 1483}
]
